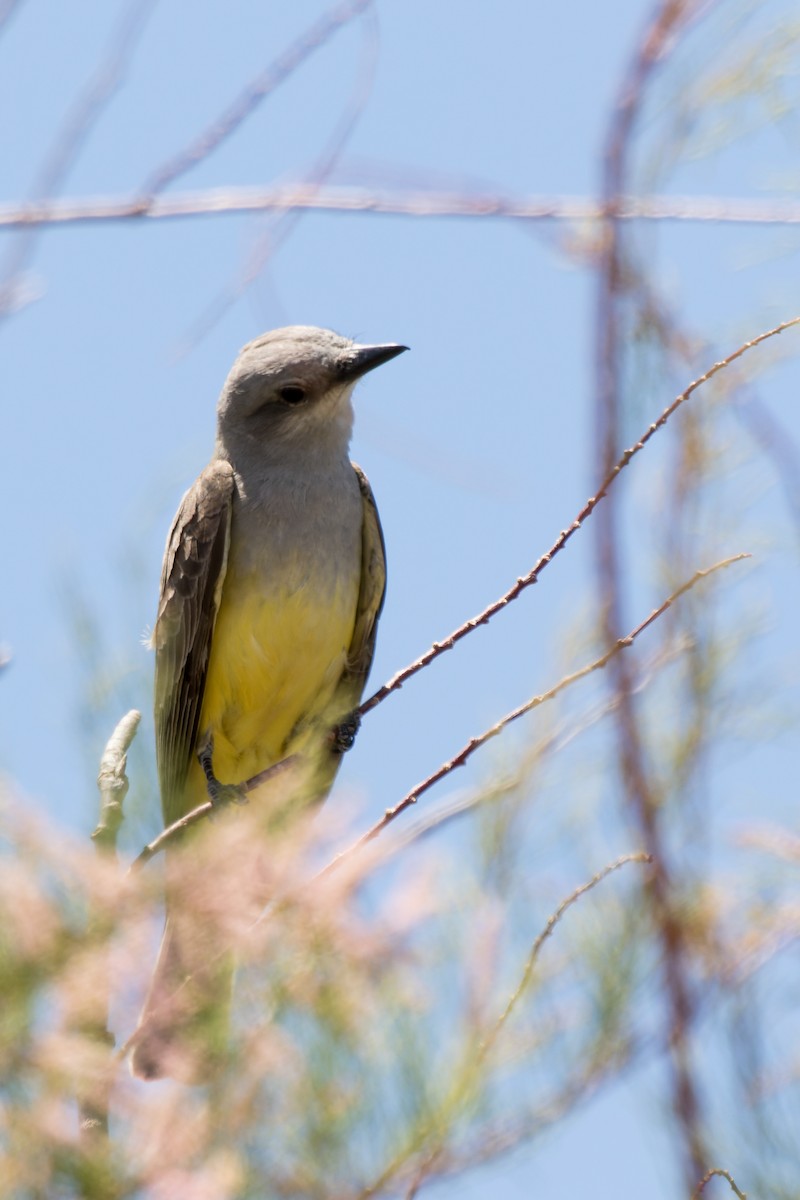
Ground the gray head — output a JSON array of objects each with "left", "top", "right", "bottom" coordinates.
[{"left": 215, "top": 326, "right": 407, "bottom": 462}]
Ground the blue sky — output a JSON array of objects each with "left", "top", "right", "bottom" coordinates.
[{"left": 2, "top": 1, "right": 800, "bottom": 1196}]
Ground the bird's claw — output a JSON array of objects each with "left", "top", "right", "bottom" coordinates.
[
  {"left": 197, "top": 737, "right": 248, "bottom": 814},
  {"left": 208, "top": 780, "right": 248, "bottom": 809},
  {"left": 330, "top": 711, "right": 361, "bottom": 755}
]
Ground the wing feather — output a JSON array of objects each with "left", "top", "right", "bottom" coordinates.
[
  {"left": 153, "top": 459, "right": 234, "bottom": 825},
  {"left": 336, "top": 463, "right": 387, "bottom": 713}
]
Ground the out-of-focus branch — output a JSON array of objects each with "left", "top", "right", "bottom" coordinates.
[
  {"left": 359, "top": 318, "right": 798, "bottom": 719},
  {"left": 136, "top": 0, "right": 374, "bottom": 202},
  {"left": 0, "top": 0, "right": 373, "bottom": 318},
  {"left": 736, "top": 390, "right": 800, "bottom": 548},
  {"left": 6, "top": 186, "right": 800, "bottom": 230},
  {"left": 0, "top": 0, "right": 23, "bottom": 35},
  {"left": 177, "top": 3, "right": 379, "bottom": 351},
  {"left": 382, "top": 853, "right": 653, "bottom": 1200},
  {"left": 79, "top": 709, "right": 139, "bottom": 1148},
  {"left": 0, "top": 0, "right": 157, "bottom": 317},
  {"left": 92, "top": 709, "right": 140, "bottom": 855},
  {"left": 595, "top": 0, "right": 714, "bottom": 1186},
  {"left": 478, "top": 853, "right": 653, "bottom": 1065}
]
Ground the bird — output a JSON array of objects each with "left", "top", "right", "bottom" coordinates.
[{"left": 131, "top": 325, "right": 407, "bottom": 1082}]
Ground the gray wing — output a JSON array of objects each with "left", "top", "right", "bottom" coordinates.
[
  {"left": 335, "top": 462, "right": 387, "bottom": 714},
  {"left": 153, "top": 459, "right": 234, "bottom": 826}
]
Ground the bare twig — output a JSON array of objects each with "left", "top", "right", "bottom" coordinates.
[
  {"left": 335, "top": 554, "right": 748, "bottom": 862},
  {"left": 391, "top": 634, "right": 694, "bottom": 852},
  {"left": 359, "top": 315, "right": 798, "bottom": 720},
  {"left": 691, "top": 1167, "right": 748, "bottom": 1199}
]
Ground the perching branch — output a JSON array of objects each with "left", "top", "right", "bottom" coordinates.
[{"left": 127, "top": 752, "right": 299, "bottom": 873}]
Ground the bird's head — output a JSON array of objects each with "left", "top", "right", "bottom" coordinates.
[{"left": 215, "top": 326, "right": 407, "bottom": 460}]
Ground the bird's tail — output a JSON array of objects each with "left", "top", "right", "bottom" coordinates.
[{"left": 130, "top": 914, "right": 233, "bottom": 1083}]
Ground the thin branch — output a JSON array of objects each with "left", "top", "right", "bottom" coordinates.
[
  {"left": 338, "top": 554, "right": 748, "bottom": 861},
  {"left": 136, "top": 0, "right": 374, "bottom": 201},
  {"left": 479, "top": 853, "right": 652, "bottom": 1065},
  {"left": 388, "top": 853, "right": 653, "bottom": 1200},
  {"left": 7, "top": 187, "right": 800, "bottom": 230},
  {"left": 359, "top": 317, "right": 798, "bottom": 720},
  {"left": 691, "top": 1168, "right": 748, "bottom": 1199},
  {"left": 391, "top": 634, "right": 693, "bottom": 852}
]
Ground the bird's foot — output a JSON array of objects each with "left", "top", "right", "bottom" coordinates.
[
  {"left": 330, "top": 711, "right": 361, "bottom": 755},
  {"left": 197, "top": 737, "right": 248, "bottom": 811}
]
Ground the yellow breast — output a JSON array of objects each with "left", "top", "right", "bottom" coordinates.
[{"left": 196, "top": 559, "right": 358, "bottom": 789}]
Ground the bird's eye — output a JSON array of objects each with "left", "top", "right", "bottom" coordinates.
[{"left": 279, "top": 385, "right": 307, "bottom": 405}]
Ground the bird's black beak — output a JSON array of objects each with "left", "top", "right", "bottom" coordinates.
[{"left": 340, "top": 342, "right": 408, "bottom": 382}]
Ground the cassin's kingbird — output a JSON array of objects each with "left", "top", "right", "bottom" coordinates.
[{"left": 131, "top": 326, "right": 406, "bottom": 1081}]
